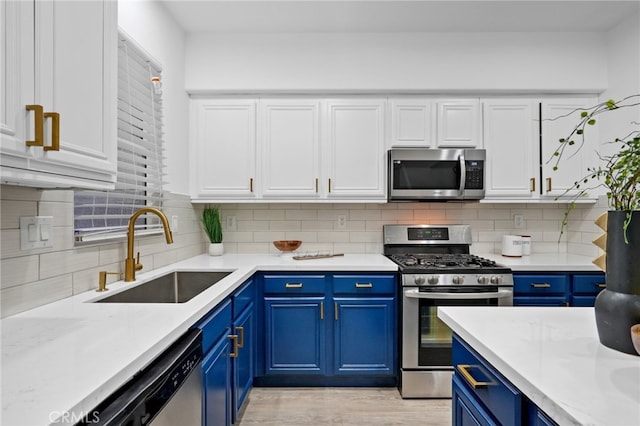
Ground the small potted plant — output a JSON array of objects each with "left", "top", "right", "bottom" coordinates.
[{"left": 202, "top": 205, "right": 223, "bottom": 256}]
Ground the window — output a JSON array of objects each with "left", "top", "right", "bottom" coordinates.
[{"left": 74, "top": 31, "right": 166, "bottom": 244}]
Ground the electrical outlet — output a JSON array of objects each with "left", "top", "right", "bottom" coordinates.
[
  {"left": 337, "top": 215, "right": 347, "bottom": 230},
  {"left": 171, "top": 215, "right": 179, "bottom": 232},
  {"left": 226, "top": 215, "right": 237, "bottom": 231},
  {"left": 514, "top": 214, "right": 524, "bottom": 229}
]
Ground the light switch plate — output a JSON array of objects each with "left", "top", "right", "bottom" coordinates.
[{"left": 20, "top": 216, "right": 54, "bottom": 250}]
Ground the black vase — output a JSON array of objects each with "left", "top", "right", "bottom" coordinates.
[{"left": 594, "top": 210, "right": 640, "bottom": 355}]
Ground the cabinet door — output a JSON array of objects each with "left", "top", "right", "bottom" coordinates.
[
  {"left": 259, "top": 99, "right": 321, "bottom": 198},
  {"left": 264, "top": 297, "right": 326, "bottom": 375},
  {"left": 324, "top": 99, "right": 386, "bottom": 200},
  {"left": 233, "top": 302, "right": 255, "bottom": 422},
  {"left": 389, "top": 98, "right": 435, "bottom": 147},
  {"left": 453, "top": 374, "right": 499, "bottom": 426},
  {"left": 483, "top": 99, "right": 539, "bottom": 198},
  {"left": 1, "top": 0, "right": 117, "bottom": 189},
  {"left": 203, "top": 332, "right": 233, "bottom": 426},
  {"left": 437, "top": 99, "right": 481, "bottom": 147},
  {"left": 333, "top": 297, "right": 395, "bottom": 375},
  {"left": 541, "top": 97, "right": 598, "bottom": 198},
  {"left": 191, "top": 99, "right": 257, "bottom": 199}
]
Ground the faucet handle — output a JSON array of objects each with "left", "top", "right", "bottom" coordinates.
[
  {"left": 98, "top": 271, "right": 122, "bottom": 292},
  {"left": 135, "top": 251, "right": 143, "bottom": 271}
]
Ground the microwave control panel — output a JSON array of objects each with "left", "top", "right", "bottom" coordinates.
[{"left": 464, "top": 160, "right": 484, "bottom": 189}]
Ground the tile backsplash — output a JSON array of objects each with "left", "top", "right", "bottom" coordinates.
[
  {"left": 1, "top": 184, "right": 607, "bottom": 317},
  {"left": 0, "top": 186, "right": 204, "bottom": 318}
]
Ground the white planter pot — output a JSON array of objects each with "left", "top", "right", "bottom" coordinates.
[{"left": 208, "top": 242, "right": 224, "bottom": 256}]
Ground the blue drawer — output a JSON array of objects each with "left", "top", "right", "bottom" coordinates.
[
  {"left": 263, "top": 274, "right": 326, "bottom": 294},
  {"left": 572, "top": 274, "right": 606, "bottom": 295},
  {"left": 514, "top": 275, "right": 568, "bottom": 296},
  {"left": 195, "top": 298, "right": 232, "bottom": 354},
  {"left": 453, "top": 335, "right": 522, "bottom": 426},
  {"left": 333, "top": 275, "right": 395, "bottom": 295}
]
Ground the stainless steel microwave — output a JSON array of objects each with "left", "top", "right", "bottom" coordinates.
[{"left": 388, "top": 148, "right": 486, "bottom": 201}]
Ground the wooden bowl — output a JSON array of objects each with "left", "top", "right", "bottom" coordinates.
[
  {"left": 273, "top": 240, "right": 302, "bottom": 252},
  {"left": 631, "top": 324, "right": 640, "bottom": 356}
]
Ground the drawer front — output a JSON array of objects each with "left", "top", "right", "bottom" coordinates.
[
  {"left": 452, "top": 336, "right": 522, "bottom": 426},
  {"left": 196, "top": 298, "right": 232, "bottom": 354},
  {"left": 263, "top": 274, "right": 326, "bottom": 294},
  {"left": 234, "top": 279, "right": 255, "bottom": 316},
  {"left": 333, "top": 275, "right": 396, "bottom": 295},
  {"left": 572, "top": 274, "right": 606, "bottom": 295},
  {"left": 514, "top": 275, "right": 568, "bottom": 296}
]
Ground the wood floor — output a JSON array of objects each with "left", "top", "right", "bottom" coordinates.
[{"left": 237, "top": 387, "right": 452, "bottom": 425}]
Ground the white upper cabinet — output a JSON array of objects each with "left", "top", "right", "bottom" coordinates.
[
  {"left": 436, "top": 99, "right": 482, "bottom": 147},
  {"left": 389, "top": 99, "right": 435, "bottom": 147},
  {"left": 1, "top": 0, "right": 117, "bottom": 189},
  {"left": 540, "top": 97, "right": 598, "bottom": 199},
  {"left": 389, "top": 98, "right": 481, "bottom": 148},
  {"left": 259, "top": 99, "right": 321, "bottom": 198},
  {"left": 190, "top": 99, "right": 257, "bottom": 200},
  {"left": 483, "top": 99, "right": 539, "bottom": 199},
  {"left": 324, "top": 99, "right": 386, "bottom": 200}
]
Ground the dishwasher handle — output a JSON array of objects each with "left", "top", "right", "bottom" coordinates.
[{"left": 79, "top": 329, "right": 202, "bottom": 426}]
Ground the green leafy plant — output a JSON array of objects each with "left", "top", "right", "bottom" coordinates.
[
  {"left": 549, "top": 95, "right": 640, "bottom": 242},
  {"left": 202, "top": 205, "right": 223, "bottom": 243}
]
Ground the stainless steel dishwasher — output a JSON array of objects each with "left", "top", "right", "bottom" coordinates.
[{"left": 79, "top": 329, "right": 202, "bottom": 426}]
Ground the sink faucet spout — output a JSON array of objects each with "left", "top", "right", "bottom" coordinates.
[{"left": 125, "top": 207, "right": 174, "bottom": 282}]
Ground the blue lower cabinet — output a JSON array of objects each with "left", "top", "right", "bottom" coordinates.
[
  {"left": 333, "top": 297, "right": 395, "bottom": 374},
  {"left": 571, "top": 274, "right": 606, "bottom": 307},
  {"left": 233, "top": 301, "right": 255, "bottom": 421},
  {"left": 203, "top": 332, "right": 233, "bottom": 426},
  {"left": 513, "top": 274, "right": 569, "bottom": 307},
  {"left": 264, "top": 296, "right": 327, "bottom": 374},
  {"left": 452, "top": 374, "right": 499, "bottom": 426},
  {"left": 527, "top": 401, "right": 558, "bottom": 426}
]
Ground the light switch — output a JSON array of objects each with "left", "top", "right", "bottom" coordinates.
[{"left": 20, "top": 216, "right": 54, "bottom": 250}]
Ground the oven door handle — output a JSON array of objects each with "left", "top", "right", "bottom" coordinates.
[{"left": 404, "top": 288, "right": 512, "bottom": 300}]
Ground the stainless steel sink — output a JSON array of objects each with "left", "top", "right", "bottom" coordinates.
[{"left": 94, "top": 271, "right": 232, "bottom": 303}]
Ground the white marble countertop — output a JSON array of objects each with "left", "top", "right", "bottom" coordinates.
[
  {"left": 476, "top": 252, "right": 601, "bottom": 272},
  {"left": 1, "top": 253, "right": 397, "bottom": 426},
  {"left": 438, "top": 306, "right": 640, "bottom": 426}
]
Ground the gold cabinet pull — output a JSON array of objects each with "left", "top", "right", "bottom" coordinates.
[
  {"left": 250, "top": 178, "right": 254, "bottom": 192},
  {"left": 236, "top": 326, "right": 244, "bottom": 348},
  {"left": 596, "top": 283, "right": 606, "bottom": 288},
  {"left": 43, "top": 112, "right": 60, "bottom": 151},
  {"left": 530, "top": 177, "right": 536, "bottom": 192},
  {"left": 328, "top": 178, "right": 332, "bottom": 193},
  {"left": 285, "top": 282, "right": 303, "bottom": 288},
  {"left": 334, "top": 302, "right": 338, "bottom": 320},
  {"left": 320, "top": 302, "right": 324, "bottom": 320},
  {"left": 229, "top": 334, "right": 239, "bottom": 358},
  {"left": 355, "top": 282, "right": 373, "bottom": 288},
  {"left": 315, "top": 178, "right": 319, "bottom": 193},
  {"left": 457, "top": 365, "right": 490, "bottom": 389},
  {"left": 531, "top": 283, "right": 551, "bottom": 288},
  {"left": 25, "top": 105, "right": 44, "bottom": 147},
  {"left": 546, "top": 177, "right": 552, "bottom": 193}
]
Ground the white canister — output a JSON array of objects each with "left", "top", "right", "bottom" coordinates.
[
  {"left": 520, "top": 235, "right": 531, "bottom": 256},
  {"left": 502, "top": 235, "right": 523, "bottom": 257}
]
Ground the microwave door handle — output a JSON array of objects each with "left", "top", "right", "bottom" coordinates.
[
  {"left": 404, "top": 288, "right": 512, "bottom": 300},
  {"left": 458, "top": 154, "right": 466, "bottom": 195}
]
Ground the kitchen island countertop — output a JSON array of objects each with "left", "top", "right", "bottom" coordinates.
[{"left": 438, "top": 306, "right": 640, "bottom": 426}]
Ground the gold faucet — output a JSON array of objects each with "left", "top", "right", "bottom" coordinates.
[{"left": 125, "top": 207, "right": 174, "bottom": 282}]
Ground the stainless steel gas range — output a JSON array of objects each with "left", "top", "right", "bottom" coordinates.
[{"left": 383, "top": 224, "right": 514, "bottom": 398}]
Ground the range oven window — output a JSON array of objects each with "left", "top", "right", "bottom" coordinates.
[{"left": 417, "top": 297, "right": 498, "bottom": 367}]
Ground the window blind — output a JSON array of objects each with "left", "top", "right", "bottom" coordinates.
[{"left": 74, "top": 31, "right": 166, "bottom": 244}]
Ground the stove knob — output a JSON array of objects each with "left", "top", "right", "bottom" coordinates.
[
  {"left": 490, "top": 276, "right": 503, "bottom": 285},
  {"left": 414, "top": 276, "right": 426, "bottom": 285},
  {"left": 477, "top": 276, "right": 489, "bottom": 284},
  {"left": 427, "top": 276, "right": 439, "bottom": 285},
  {"left": 452, "top": 275, "right": 464, "bottom": 285}
]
